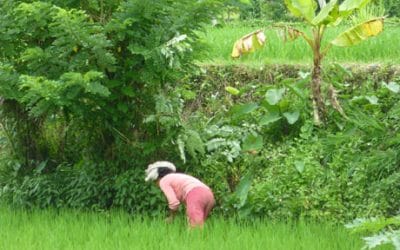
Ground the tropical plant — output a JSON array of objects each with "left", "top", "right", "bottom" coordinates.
[
  {"left": 346, "top": 216, "right": 400, "bottom": 250},
  {"left": 223, "top": 71, "right": 310, "bottom": 143},
  {"left": 231, "top": 0, "right": 385, "bottom": 125}
]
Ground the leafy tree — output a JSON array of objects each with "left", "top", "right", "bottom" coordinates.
[{"left": 0, "top": 0, "right": 220, "bottom": 169}]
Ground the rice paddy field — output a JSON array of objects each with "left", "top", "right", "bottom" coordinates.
[
  {"left": 201, "top": 20, "right": 400, "bottom": 65},
  {"left": 0, "top": 206, "right": 393, "bottom": 250}
]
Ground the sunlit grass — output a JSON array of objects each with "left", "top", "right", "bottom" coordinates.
[
  {"left": 200, "top": 21, "right": 400, "bottom": 66},
  {"left": 0, "top": 206, "right": 388, "bottom": 250}
]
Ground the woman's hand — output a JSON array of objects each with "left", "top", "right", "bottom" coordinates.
[
  {"left": 165, "top": 216, "right": 174, "bottom": 224},
  {"left": 165, "top": 209, "right": 177, "bottom": 224}
]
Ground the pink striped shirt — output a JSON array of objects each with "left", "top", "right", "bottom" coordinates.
[{"left": 159, "top": 173, "right": 210, "bottom": 211}]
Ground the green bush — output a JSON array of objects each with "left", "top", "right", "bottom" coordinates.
[
  {"left": 1, "top": 161, "right": 165, "bottom": 214},
  {"left": 0, "top": 0, "right": 220, "bottom": 213},
  {"left": 182, "top": 66, "right": 400, "bottom": 222},
  {"left": 239, "top": 73, "right": 400, "bottom": 221}
]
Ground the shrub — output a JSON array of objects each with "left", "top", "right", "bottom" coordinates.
[{"left": 0, "top": 0, "right": 220, "bottom": 213}]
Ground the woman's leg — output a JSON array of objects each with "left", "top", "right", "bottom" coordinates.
[{"left": 186, "top": 187, "right": 215, "bottom": 227}]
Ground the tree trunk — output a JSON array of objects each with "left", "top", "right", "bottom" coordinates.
[
  {"left": 311, "top": 28, "right": 326, "bottom": 125},
  {"left": 311, "top": 58, "right": 325, "bottom": 125}
]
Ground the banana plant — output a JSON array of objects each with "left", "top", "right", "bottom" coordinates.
[{"left": 231, "top": 0, "right": 385, "bottom": 125}]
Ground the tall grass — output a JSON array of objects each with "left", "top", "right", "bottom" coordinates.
[
  {"left": 200, "top": 21, "right": 400, "bottom": 65},
  {"left": 0, "top": 206, "right": 388, "bottom": 250}
]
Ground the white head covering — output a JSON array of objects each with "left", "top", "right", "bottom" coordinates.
[{"left": 145, "top": 161, "right": 176, "bottom": 182}]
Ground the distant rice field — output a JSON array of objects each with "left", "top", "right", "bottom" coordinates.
[
  {"left": 200, "top": 20, "right": 400, "bottom": 65},
  {"left": 0, "top": 206, "right": 384, "bottom": 250}
]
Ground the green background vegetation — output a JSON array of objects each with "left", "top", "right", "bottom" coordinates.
[{"left": 0, "top": 0, "right": 399, "bottom": 248}]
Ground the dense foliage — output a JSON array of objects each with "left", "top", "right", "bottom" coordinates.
[
  {"left": 187, "top": 65, "right": 400, "bottom": 222},
  {"left": 0, "top": 0, "right": 399, "bottom": 225},
  {"left": 0, "top": 0, "right": 220, "bottom": 212}
]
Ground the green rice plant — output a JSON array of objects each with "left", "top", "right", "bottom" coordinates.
[{"left": 0, "top": 206, "right": 385, "bottom": 250}]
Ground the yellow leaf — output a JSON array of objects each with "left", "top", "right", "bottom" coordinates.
[
  {"left": 231, "top": 41, "right": 242, "bottom": 58},
  {"left": 331, "top": 18, "right": 384, "bottom": 47},
  {"left": 117, "top": 47, "right": 122, "bottom": 53},
  {"left": 73, "top": 46, "right": 78, "bottom": 53},
  {"left": 364, "top": 18, "right": 383, "bottom": 36},
  {"left": 231, "top": 30, "right": 266, "bottom": 59}
]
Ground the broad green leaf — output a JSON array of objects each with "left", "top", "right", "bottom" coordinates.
[
  {"left": 225, "top": 86, "right": 240, "bottom": 95},
  {"left": 230, "top": 103, "right": 258, "bottom": 116},
  {"left": 234, "top": 171, "right": 253, "bottom": 208},
  {"left": 284, "top": 0, "right": 317, "bottom": 22},
  {"left": 231, "top": 30, "right": 266, "bottom": 58},
  {"left": 265, "top": 88, "right": 285, "bottom": 105},
  {"left": 339, "top": 0, "right": 372, "bottom": 13},
  {"left": 242, "top": 133, "right": 263, "bottom": 152},
  {"left": 365, "top": 95, "right": 378, "bottom": 105},
  {"left": 283, "top": 111, "right": 300, "bottom": 124},
  {"left": 284, "top": 0, "right": 302, "bottom": 17},
  {"left": 259, "top": 112, "right": 282, "bottom": 126},
  {"left": 384, "top": 82, "right": 400, "bottom": 93},
  {"left": 312, "top": 0, "right": 340, "bottom": 25},
  {"left": 331, "top": 18, "right": 384, "bottom": 47}
]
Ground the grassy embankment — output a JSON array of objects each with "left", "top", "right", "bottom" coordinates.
[{"left": 201, "top": 21, "right": 400, "bottom": 66}]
